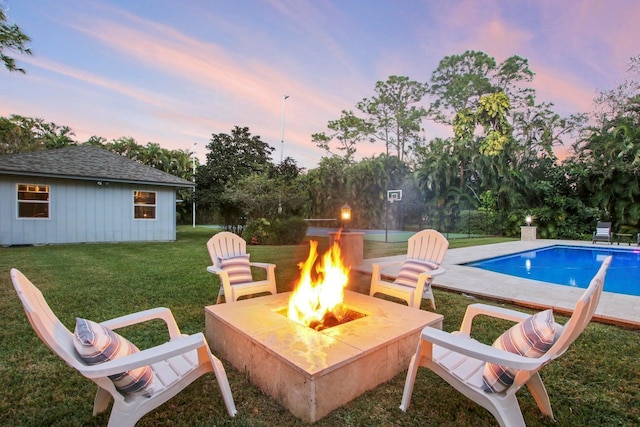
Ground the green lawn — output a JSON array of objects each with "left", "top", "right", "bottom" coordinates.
[{"left": 1, "top": 227, "right": 638, "bottom": 426}]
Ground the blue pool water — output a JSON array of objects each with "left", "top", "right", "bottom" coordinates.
[{"left": 464, "top": 245, "right": 640, "bottom": 297}]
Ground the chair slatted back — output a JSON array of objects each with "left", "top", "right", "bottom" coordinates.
[
  {"left": 595, "top": 222, "right": 612, "bottom": 234},
  {"left": 512, "top": 256, "right": 610, "bottom": 389},
  {"left": 206, "top": 232, "right": 247, "bottom": 268},
  {"left": 549, "top": 255, "right": 611, "bottom": 358},
  {"left": 10, "top": 268, "right": 83, "bottom": 370},
  {"left": 407, "top": 230, "right": 449, "bottom": 265},
  {"left": 515, "top": 254, "right": 612, "bottom": 382}
]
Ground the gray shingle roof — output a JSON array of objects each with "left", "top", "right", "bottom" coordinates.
[{"left": 0, "top": 145, "right": 194, "bottom": 188}]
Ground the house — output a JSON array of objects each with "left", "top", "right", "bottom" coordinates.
[{"left": 0, "top": 145, "right": 194, "bottom": 246}]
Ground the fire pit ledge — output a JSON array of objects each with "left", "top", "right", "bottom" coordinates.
[{"left": 205, "top": 291, "right": 443, "bottom": 423}]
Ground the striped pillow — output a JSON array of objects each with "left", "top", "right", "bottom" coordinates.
[
  {"left": 393, "top": 259, "right": 439, "bottom": 289},
  {"left": 219, "top": 254, "right": 253, "bottom": 285},
  {"left": 73, "top": 318, "right": 154, "bottom": 396},
  {"left": 482, "top": 309, "right": 557, "bottom": 393}
]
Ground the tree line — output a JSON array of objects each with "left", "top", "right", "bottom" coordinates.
[
  {"left": 2, "top": 48, "right": 639, "bottom": 240},
  {"left": 198, "top": 51, "right": 639, "bottom": 240}
]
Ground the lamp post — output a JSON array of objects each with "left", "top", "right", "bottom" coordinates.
[
  {"left": 278, "top": 95, "right": 289, "bottom": 215},
  {"left": 192, "top": 142, "right": 197, "bottom": 228},
  {"left": 329, "top": 204, "right": 363, "bottom": 267},
  {"left": 521, "top": 214, "right": 536, "bottom": 241},
  {"left": 341, "top": 204, "right": 351, "bottom": 231},
  {"left": 280, "top": 95, "right": 289, "bottom": 163}
]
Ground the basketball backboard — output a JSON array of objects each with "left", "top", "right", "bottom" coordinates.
[{"left": 387, "top": 190, "right": 402, "bottom": 203}]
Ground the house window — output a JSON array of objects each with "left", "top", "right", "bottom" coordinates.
[
  {"left": 134, "top": 190, "right": 156, "bottom": 219},
  {"left": 17, "top": 184, "right": 50, "bottom": 218}
]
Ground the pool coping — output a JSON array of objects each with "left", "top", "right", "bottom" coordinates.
[{"left": 356, "top": 239, "right": 640, "bottom": 329}]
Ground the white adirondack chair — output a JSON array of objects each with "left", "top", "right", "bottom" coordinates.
[
  {"left": 400, "top": 255, "right": 612, "bottom": 427},
  {"left": 206, "top": 231, "right": 277, "bottom": 303},
  {"left": 10, "top": 268, "right": 237, "bottom": 427},
  {"left": 369, "top": 229, "right": 449, "bottom": 309}
]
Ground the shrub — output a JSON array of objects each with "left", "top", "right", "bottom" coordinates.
[
  {"left": 243, "top": 218, "right": 271, "bottom": 245},
  {"left": 265, "top": 217, "right": 308, "bottom": 245},
  {"left": 244, "top": 217, "right": 308, "bottom": 245}
]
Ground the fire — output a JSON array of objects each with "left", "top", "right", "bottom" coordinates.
[{"left": 287, "top": 232, "right": 350, "bottom": 330}]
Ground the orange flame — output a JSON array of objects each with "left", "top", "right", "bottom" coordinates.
[{"left": 287, "top": 231, "right": 350, "bottom": 330}]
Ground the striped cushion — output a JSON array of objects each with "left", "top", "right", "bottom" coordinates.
[
  {"left": 393, "top": 259, "right": 439, "bottom": 288},
  {"left": 219, "top": 254, "right": 253, "bottom": 285},
  {"left": 73, "top": 318, "right": 154, "bottom": 396},
  {"left": 482, "top": 309, "right": 557, "bottom": 393}
]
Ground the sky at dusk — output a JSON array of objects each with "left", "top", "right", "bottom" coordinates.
[{"left": 1, "top": 0, "right": 639, "bottom": 169}]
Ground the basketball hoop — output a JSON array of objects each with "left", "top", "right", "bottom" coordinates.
[{"left": 387, "top": 190, "right": 402, "bottom": 204}]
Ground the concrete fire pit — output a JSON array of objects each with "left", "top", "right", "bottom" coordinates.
[{"left": 205, "top": 290, "right": 443, "bottom": 422}]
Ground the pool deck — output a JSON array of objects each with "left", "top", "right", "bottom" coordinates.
[{"left": 356, "top": 239, "right": 640, "bottom": 328}]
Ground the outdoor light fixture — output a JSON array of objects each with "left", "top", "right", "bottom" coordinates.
[
  {"left": 525, "top": 215, "right": 532, "bottom": 226},
  {"left": 341, "top": 204, "right": 352, "bottom": 230}
]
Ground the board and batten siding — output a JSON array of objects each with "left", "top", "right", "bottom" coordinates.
[{"left": 0, "top": 176, "right": 178, "bottom": 246}]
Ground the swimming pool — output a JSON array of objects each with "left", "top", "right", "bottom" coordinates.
[{"left": 464, "top": 245, "right": 640, "bottom": 297}]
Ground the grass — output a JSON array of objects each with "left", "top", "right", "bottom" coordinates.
[{"left": 0, "top": 227, "right": 638, "bottom": 426}]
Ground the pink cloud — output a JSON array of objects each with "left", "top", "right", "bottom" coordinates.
[
  {"left": 61, "top": 11, "right": 359, "bottom": 166},
  {"left": 20, "top": 56, "right": 166, "bottom": 107},
  {"left": 532, "top": 67, "right": 597, "bottom": 115}
]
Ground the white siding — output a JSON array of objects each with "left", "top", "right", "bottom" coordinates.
[{"left": 0, "top": 176, "right": 178, "bottom": 246}]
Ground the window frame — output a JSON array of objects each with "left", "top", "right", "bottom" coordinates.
[
  {"left": 17, "top": 183, "right": 50, "bottom": 220},
  {"left": 133, "top": 190, "right": 157, "bottom": 220}
]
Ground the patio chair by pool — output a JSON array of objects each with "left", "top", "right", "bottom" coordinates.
[
  {"left": 592, "top": 221, "right": 612, "bottom": 244},
  {"left": 206, "top": 231, "right": 277, "bottom": 303},
  {"left": 399, "top": 255, "right": 612, "bottom": 427},
  {"left": 369, "top": 229, "right": 448, "bottom": 310},
  {"left": 10, "top": 268, "right": 237, "bottom": 427}
]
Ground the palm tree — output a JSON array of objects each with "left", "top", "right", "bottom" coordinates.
[
  {"left": 0, "top": 9, "right": 32, "bottom": 73},
  {"left": 304, "top": 156, "right": 350, "bottom": 220}
]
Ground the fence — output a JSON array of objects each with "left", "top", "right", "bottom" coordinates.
[{"left": 385, "top": 203, "right": 503, "bottom": 237}]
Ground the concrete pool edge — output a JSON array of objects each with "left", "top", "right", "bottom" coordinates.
[{"left": 357, "top": 239, "right": 640, "bottom": 329}]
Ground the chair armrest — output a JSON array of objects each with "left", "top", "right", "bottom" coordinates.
[
  {"left": 207, "top": 266, "right": 231, "bottom": 281},
  {"left": 421, "top": 327, "right": 545, "bottom": 371},
  {"left": 206, "top": 266, "right": 233, "bottom": 301},
  {"left": 250, "top": 262, "right": 276, "bottom": 270},
  {"left": 80, "top": 333, "right": 208, "bottom": 378},
  {"left": 206, "top": 265, "right": 223, "bottom": 274},
  {"left": 425, "top": 267, "right": 446, "bottom": 277},
  {"left": 459, "top": 303, "right": 531, "bottom": 335},
  {"left": 372, "top": 260, "right": 403, "bottom": 270},
  {"left": 371, "top": 260, "right": 403, "bottom": 280},
  {"left": 100, "top": 307, "right": 181, "bottom": 339},
  {"left": 251, "top": 262, "right": 276, "bottom": 288}
]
